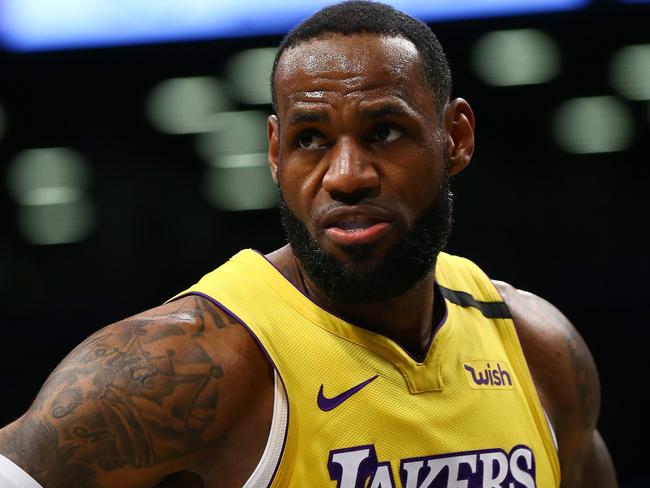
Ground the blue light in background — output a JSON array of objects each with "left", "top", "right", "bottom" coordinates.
[{"left": 1, "top": 0, "right": 590, "bottom": 52}]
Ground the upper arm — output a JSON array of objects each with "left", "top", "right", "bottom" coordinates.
[
  {"left": 493, "top": 280, "right": 617, "bottom": 488},
  {"left": 0, "top": 295, "right": 272, "bottom": 488}
]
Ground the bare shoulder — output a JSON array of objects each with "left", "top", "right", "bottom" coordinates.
[
  {"left": 492, "top": 280, "right": 617, "bottom": 488},
  {"left": 0, "top": 295, "right": 273, "bottom": 488},
  {"left": 491, "top": 280, "right": 599, "bottom": 429}
]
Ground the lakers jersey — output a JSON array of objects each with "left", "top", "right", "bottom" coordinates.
[{"left": 173, "top": 249, "right": 560, "bottom": 487}]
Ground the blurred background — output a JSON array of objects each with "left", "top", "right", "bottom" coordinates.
[{"left": 0, "top": 0, "right": 648, "bottom": 485}]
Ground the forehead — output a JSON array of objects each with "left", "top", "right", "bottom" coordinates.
[{"left": 274, "top": 33, "right": 431, "bottom": 111}]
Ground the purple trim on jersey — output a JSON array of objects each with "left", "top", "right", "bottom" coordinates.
[
  {"left": 328, "top": 444, "right": 378, "bottom": 488},
  {"left": 317, "top": 375, "right": 379, "bottom": 412},
  {"left": 171, "top": 291, "right": 289, "bottom": 488},
  {"left": 254, "top": 249, "right": 449, "bottom": 364}
]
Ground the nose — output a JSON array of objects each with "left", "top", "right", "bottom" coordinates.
[{"left": 321, "top": 137, "right": 380, "bottom": 203}]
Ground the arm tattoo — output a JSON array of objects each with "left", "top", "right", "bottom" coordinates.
[
  {"left": 0, "top": 296, "right": 238, "bottom": 487},
  {"left": 565, "top": 332, "right": 600, "bottom": 429}
]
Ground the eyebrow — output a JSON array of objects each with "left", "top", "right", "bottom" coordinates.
[
  {"left": 287, "top": 110, "right": 329, "bottom": 127},
  {"left": 359, "top": 104, "right": 411, "bottom": 120},
  {"left": 285, "top": 101, "right": 414, "bottom": 127}
]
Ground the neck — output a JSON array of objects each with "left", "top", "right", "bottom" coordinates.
[{"left": 266, "top": 245, "right": 440, "bottom": 359}]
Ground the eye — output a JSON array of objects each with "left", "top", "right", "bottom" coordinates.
[
  {"left": 297, "top": 132, "right": 327, "bottom": 150},
  {"left": 373, "top": 126, "right": 402, "bottom": 143}
]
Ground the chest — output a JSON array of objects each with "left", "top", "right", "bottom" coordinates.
[{"left": 266, "top": 314, "right": 553, "bottom": 487}]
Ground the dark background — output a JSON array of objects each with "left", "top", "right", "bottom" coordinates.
[{"left": 0, "top": 2, "right": 648, "bottom": 486}]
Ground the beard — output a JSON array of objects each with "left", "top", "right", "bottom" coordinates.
[{"left": 278, "top": 173, "right": 454, "bottom": 304}]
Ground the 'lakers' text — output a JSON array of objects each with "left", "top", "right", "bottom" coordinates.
[{"left": 328, "top": 445, "right": 536, "bottom": 488}]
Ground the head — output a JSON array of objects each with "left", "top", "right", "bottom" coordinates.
[{"left": 268, "top": 1, "right": 475, "bottom": 303}]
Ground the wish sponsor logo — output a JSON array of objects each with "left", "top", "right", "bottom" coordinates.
[
  {"left": 327, "top": 445, "right": 536, "bottom": 488},
  {"left": 463, "top": 361, "right": 513, "bottom": 389}
]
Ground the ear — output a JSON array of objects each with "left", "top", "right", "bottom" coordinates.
[
  {"left": 444, "top": 98, "right": 475, "bottom": 176},
  {"left": 268, "top": 114, "right": 280, "bottom": 184}
]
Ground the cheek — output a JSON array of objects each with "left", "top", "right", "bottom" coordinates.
[
  {"left": 413, "top": 163, "right": 443, "bottom": 198},
  {"left": 387, "top": 151, "right": 444, "bottom": 217},
  {"left": 278, "top": 160, "right": 322, "bottom": 222}
]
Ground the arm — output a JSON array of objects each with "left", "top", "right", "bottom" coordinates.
[
  {"left": 493, "top": 281, "right": 617, "bottom": 488},
  {"left": 0, "top": 295, "right": 273, "bottom": 487}
]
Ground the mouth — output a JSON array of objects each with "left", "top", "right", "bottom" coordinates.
[{"left": 322, "top": 208, "right": 393, "bottom": 246}]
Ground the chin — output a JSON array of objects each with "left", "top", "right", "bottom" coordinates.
[{"left": 320, "top": 238, "right": 391, "bottom": 269}]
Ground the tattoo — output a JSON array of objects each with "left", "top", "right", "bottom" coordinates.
[
  {"left": 50, "top": 387, "right": 83, "bottom": 418},
  {"left": 0, "top": 296, "right": 238, "bottom": 487},
  {"left": 211, "top": 314, "right": 226, "bottom": 329},
  {"left": 565, "top": 332, "right": 600, "bottom": 429}
]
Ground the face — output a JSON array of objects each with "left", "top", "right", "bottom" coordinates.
[{"left": 269, "top": 33, "right": 474, "bottom": 302}]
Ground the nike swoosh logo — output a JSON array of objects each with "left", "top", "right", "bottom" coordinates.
[{"left": 317, "top": 375, "right": 379, "bottom": 411}]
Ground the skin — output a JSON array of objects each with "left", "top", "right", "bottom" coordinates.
[
  {"left": 0, "top": 33, "right": 616, "bottom": 487},
  {"left": 0, "top": 296, "right": 274, "bottom": 487}
]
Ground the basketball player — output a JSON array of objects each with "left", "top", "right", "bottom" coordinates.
[{"left": 0, "top": 2, "right": 617, "bottom": 487}]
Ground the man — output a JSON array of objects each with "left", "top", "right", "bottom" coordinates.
[{"left": 0, "top": 2, "right": 616, "bottom": 487}]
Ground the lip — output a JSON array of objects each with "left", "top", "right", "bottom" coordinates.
[
  {"left": 321, "top": 206, "right": 393, "bottom": 246},
  {"left": 325, "top": 222, "right": 391, "bottom": 246}
]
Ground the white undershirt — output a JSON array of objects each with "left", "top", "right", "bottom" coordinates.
[
  {"left": 242, "top": 370, "right": 288, "bottom": 487},
  {"left": 0, "top": 454, "right": 42, "bottom": 488}
]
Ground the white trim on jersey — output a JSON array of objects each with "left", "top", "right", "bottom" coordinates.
[
  {"left": 243, "top": 370, "right": 288, "bottom": 488},
  {"left": 0, "top": 454, "right": 42, "bottom": 488},
  {"left": 544, "top": 409, "right": 559, "bottom": 452}
]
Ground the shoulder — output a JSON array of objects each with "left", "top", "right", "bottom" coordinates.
[
  {"left": 124, "top": 294, "right": 269, "bottom": 368},
  {"left": 65, "top": 294, "right": 273, "bottom": 409},
  {"left": 491, "top": 280, "right": 607, "bottom": 484},
  {"left": 491, "top": 280, "right": 600, "bottom": 431},
  {"left": 87, "top": 294, "right": 275, "bottom": 437},
  {"left": 0, "top": 294, "right": 273, "bottom": 487}
]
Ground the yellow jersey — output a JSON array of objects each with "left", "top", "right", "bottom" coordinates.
[{"left": 173, "top": 249, "right": 560, "bottom": 487}]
